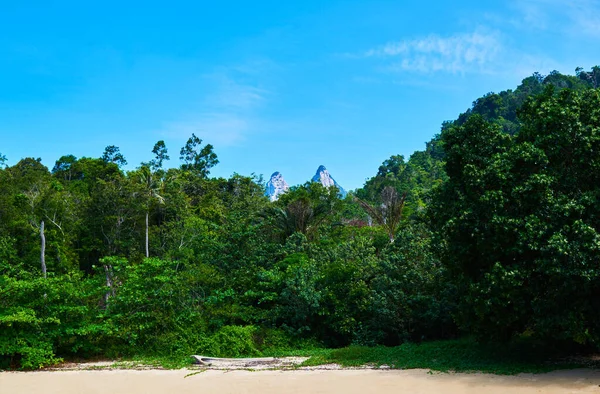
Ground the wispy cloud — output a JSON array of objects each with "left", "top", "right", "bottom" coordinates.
[
  {"left": 363, "top": 30, "right": 502, "bottom": 74},
  {"left": 158, "top": 63, "right": 272, "bottom": 147},
  {"left": 511, "top": 0, "right": 600, "bottom": 37},
  {"left": 206, "top": 73, "right": 268, "bottom": 110},
  {"left": 356, "top": 25, "right": 582, "bottom": 80},
  {"left": 559, "top": 0, "right": 600, "bottom": 37},
  {"left": 161, "top": 114, "right": 250, "bottom": 147}
]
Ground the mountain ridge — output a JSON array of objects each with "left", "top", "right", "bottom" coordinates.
[{"left": 265, "top": 165, "right": 346, "bottom": 201}]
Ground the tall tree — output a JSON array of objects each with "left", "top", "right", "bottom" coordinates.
[
  {"left": 356, "top": 186, "right": 407, "bottom": 243},
  {"left": 8, "top": 158, "right": 64, "bottom": 276},
  {"left": 101, "top": 145, "right": 127, "bottom": 168},
  {"left": 134, "top": 165, "right": 165, "bottom": 258},
  {"left": 52, "top": 155, "right": 78, "bottom": 181},
  {"left": 266, "top": 182, "right": 341, "bottom": 241},
  {"left": 150, "top": 140, "right": 170, "bottom": 172},
  {"left": 576, "top": 66, "right": 600, "bottom": 88},
  {"left": 179, "top": 134, "right": 218, "bottom": 177},
  {"left": 40, "top": 220, "right": 46, "bottom": 278}
]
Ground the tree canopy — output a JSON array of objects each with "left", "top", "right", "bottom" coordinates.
[{"left": 2, "top": 67, "right": 600, "bottom": 369}]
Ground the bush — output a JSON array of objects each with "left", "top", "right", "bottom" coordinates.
[
  {"left": 199, "top": 325, "right": 260, "bottom": 357},
  {"left": 0, "top": 274, "right": 105, "bottom": 369}
]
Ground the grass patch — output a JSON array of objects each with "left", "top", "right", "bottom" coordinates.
[
  {"left": 261, "top": 347, "right": 331, "bottom": 358},
  {"left": 52, "top": 338, "right": 599, "bottom": 375},
  {"left": 297, "top": 338, "right": 600, "bottom": 374},
  {"left": 104, "top": 355, "right": 193, "bottom": 370}
]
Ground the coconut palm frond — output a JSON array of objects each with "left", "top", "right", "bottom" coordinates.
[{"left": 355, "top": 186, "right": 407, "bottom": 243}]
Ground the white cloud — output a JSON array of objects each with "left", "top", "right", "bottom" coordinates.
[
  {"left": 563, "top": 0, "right": 600, "bottom": 37},
  {"left": 206, "top": 74, "right": 268, "bottom": 111},
  {"left": 161, "top": 114, "right": 249, "bottom": 147},
  {"left": 349, "top": 2, "right": 599, "bottom": 85},
  {"left": 357, "top": 26, "right": 583, "bottom": 79},
  {"left": 158, "top": 65, "right": 271, "bottom": 147},
  {"left": 364, "top": 31, "right": 502, "bottom": 74},
  {"left": 512, "top": 0, "right": 600, "bottom": 37}
]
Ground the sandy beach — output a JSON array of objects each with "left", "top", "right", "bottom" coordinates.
[{"left": 2, "top": 369, "right": 600, "bottom": 394}]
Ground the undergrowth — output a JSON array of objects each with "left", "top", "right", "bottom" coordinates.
[
  {"left": 298, "top": 338, "right": 600, "bottom": 374},
  {"left": 51, "top": 337, "right": 600, "bottom": 375}
]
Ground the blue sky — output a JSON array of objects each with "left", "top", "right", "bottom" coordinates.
[{"left": 2, "top": 0, "right": 600, "bottom": 190}]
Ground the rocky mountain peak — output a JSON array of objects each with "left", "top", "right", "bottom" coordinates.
[
  {"left": 265, "top": 171, "right": 289, "bottom": 201},
  {"left": 312, "top": 165, "right": 347, "bottom": 197}
]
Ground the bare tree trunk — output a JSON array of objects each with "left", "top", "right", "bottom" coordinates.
[
  {"left": 145, "top": 211, "right": 149, "bottom": 258},
  {"left": 40, "top": 220, "right": 47, "bottom": 278},
  {"left": 103, "top": 265, "right": 115, "bottom": 305}
]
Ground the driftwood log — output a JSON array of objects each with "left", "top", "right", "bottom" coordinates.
[{"left": 191, "top": 356, "right": 278, "bottom": 366}]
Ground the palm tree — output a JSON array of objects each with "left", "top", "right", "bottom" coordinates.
[
  {"left": 265, "top": 196, "right": 333, "bottom": 241},
  {"left": 355, "top": 186, "right": 407, "bottom": 243},
  {"left": 136, "top": 165, "right": 165, "bottom": 258}
]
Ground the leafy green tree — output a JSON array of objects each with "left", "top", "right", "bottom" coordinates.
[
  {"left": 102, "top": 256, "right": 214, "bottom": 355},
  {"left": 52, "top": 155, "right": 78, "bottom": 181},
  {"left": 179, "top": 134, "right": 218, "bottom": 177},
  {"left": 367, "top": 224, "right": 456, "bottom": 345},
  {"left": 0, "top": 273, "right": 108, "bottom": 369},
  {"left": 87, "top": 170, "right": 137, "bottom": 258},
  {"left": 7, "top": 159, "right": 60, "bottom": 277},
  {"left": 53, "top": 158, "right": 123, "bottom": 272},
  {"left": 356, "top": 151, "right": 445, "bottom": 218},
  {"left": 431, "top": 88, "right": 600, "bottom": 344},
  {"left": 150, "top": 140, "right": 170, "bottom": 172},
  {"left": 576, "top": 66, "right": 600, "bottom": 88},
  {"left": 265, "top": 182, "right": 342, "bottom": 241},
  {"left": 101, "top": 145, "right": 127, "bottom": 168},
  {"left": 254, "top": 249, "right": 323, "bottom": 336}
]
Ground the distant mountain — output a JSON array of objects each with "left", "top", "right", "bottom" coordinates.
[
  {"left": 312, "top": 165, "right": 347, "bottom": 197},
  {"left": 265, "top": 171, "right": 289, "bottom": 201},
  {"left": 265, "top": 166, "right": 346, "bottom": 201}
]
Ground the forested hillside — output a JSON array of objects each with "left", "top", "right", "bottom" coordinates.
[{"left": 2, "top": 67, "right": 600, "bottom": 369}]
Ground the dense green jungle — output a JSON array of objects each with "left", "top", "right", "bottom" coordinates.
[{"left": 2, "top": 67, "right": 600, "bottom": 371}]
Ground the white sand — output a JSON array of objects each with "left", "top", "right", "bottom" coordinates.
[{"left": 1, "top": 368, "right": 599, "bottom": 394}]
